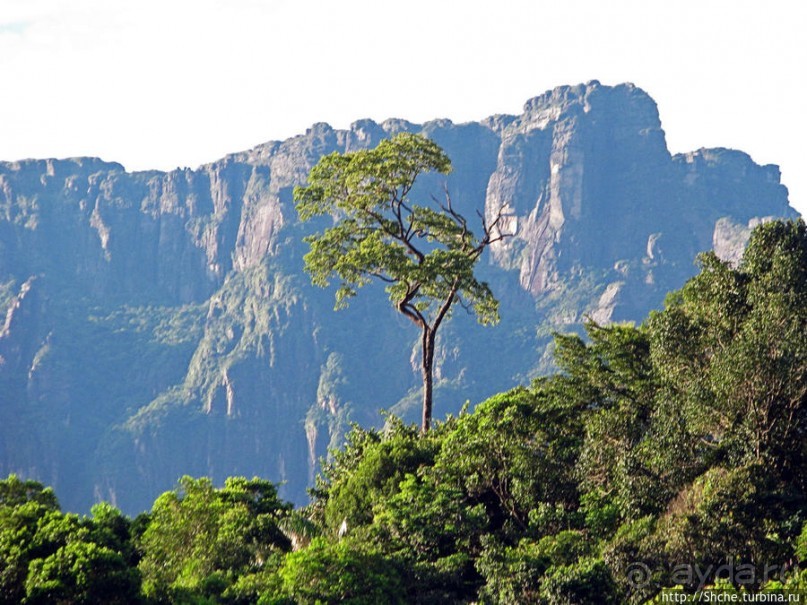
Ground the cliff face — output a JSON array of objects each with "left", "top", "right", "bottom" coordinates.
[
  {"left": 0, "top": 82, "right": 796, "bottom": 513},
  {"left": 486, "top": 83, "right": 788, "bottom": 319}
]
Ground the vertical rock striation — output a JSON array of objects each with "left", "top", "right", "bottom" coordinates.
[{"left": 0, "top": 82, "right": 797, "bottom": 513}]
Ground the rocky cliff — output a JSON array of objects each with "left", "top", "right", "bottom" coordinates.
[{"left": 0, "top": 82, "right": 797, "bottom": 513}]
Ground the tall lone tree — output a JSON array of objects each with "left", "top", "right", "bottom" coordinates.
[{"left": 294, "top": 133, "right": 508, "bottom": 432}]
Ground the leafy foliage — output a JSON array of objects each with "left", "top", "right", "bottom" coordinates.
[
  {"left": 137, "top": 476, "right": 291, "bottom": 603},
  {"left": 309, "top": 417, "right": 441, "bottom": 532},
  {"left": 0, "top": 475, "right": 140, "bottom": 605},
  {"left": 24, "top": 541, "right": 140, "bottom": 605},
  {"left": 271, "top": 537, "right": 405, "bottom": 605}
]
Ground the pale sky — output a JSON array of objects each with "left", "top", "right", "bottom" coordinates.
[{"left": 1, "top": 0, "right": 805, "bottom": 215}]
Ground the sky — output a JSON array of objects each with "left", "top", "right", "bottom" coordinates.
[{"left": 1, "top": 0, "right": 805, "bottom": 215}]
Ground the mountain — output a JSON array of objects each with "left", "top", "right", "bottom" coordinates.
[{"left": 0, "top": 81, "right": 797, "bottom": 513}]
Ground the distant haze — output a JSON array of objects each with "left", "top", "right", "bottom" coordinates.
[{"left": 1, "top": 0, "right": 804, "bottom": 215}]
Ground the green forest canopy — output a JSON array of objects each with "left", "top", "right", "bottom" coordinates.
[{"left": 1, "top": 218, "right": 805, "bottom": 603}]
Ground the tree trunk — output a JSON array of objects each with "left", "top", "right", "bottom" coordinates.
[{"left": 421, "top": 327, "right": 436, "bottom": 433}]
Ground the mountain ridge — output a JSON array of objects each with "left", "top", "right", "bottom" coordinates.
[{"left": 0, "top": 81, "right": 798, "bottom": 513}]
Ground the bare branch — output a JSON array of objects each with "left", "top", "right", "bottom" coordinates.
[
  {"left": 473, "top": 203, "right": 514, "bottom": 256},
  {"left": 456, "top": 295, "right": 475, "bottom": 315},
  {"left": 433, "top": 187, "right": 469, "bottom": 238}
]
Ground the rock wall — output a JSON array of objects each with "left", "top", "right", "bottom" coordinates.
[{"left": 0, "top": 82, "right": 796, "bottom": 513}]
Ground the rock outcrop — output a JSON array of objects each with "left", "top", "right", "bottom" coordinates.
[{"left": 0, "top": 82, "right": 797, "bottom": 513}]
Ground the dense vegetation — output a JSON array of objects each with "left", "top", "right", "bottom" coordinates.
[{"left": 1, "top": 219, "right": 805, "bottom": 603}]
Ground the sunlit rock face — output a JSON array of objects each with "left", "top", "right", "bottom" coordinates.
[
  {"left": 0, "top": 82, "right": 796, "bottom": 514},
  {"left": 484, "top": 82, "right": 791, "bottom": 320}
]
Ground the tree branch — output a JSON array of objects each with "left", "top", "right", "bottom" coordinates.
[
  {"left": 432, "top": 279, "right": 459, "bottom": 335},
  {"left": 396, "top": 282, "right": 426, "bottom": 328},
  {"left": 473, "top": 204, "right": 513, "bottom": 256},
  {"left": 367, "top": 270, "right": 396, "bottom": 284}
]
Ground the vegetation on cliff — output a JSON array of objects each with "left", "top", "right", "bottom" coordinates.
[{"left": 1, "top": 84, "right": 796, "bottom": 515}]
